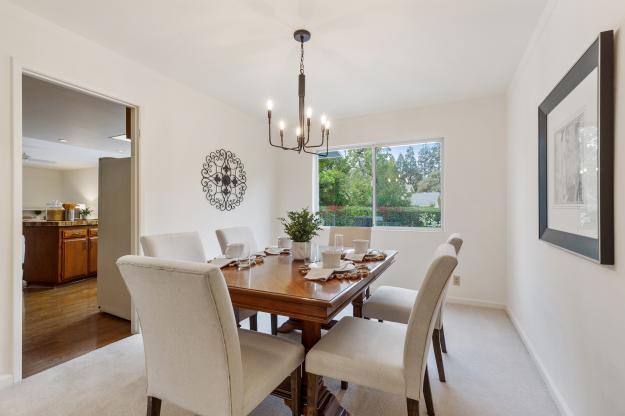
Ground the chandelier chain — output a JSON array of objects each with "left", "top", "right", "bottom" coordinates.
[{"left": 300, "top": 39, "right": 305, "bottom": 74}]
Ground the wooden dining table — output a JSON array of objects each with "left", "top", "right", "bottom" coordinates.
[{"left": 221, "top": 249, "right": 398, "bottom": 416}]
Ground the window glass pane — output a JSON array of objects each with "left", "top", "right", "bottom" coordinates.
[
  {"left": 375, "top": 142, "right": 442, "bottom": 228},
  {"left": 318, "top": 147, "right": 372, "bottom": 227}
]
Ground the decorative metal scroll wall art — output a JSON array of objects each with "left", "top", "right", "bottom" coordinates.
[{"left": 201, "top": 149, "right": 247, "bottom": 211}]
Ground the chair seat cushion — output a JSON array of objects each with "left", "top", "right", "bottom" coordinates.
[
  {"left": 239, "top": 329, "right": 304, "bottom": 414},
  {"left": 306, "top": 317, "right": 407, "bottom": 396},
  {"left": 363, "top": 286, "right": 418, "bottom": 324}
]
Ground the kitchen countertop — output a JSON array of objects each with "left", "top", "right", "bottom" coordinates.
[{"left": 23, "top": 220, "right": 99, "bottom": 227}]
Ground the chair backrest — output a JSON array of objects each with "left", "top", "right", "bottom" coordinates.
[
  {"left": 140, "top": 232, "right": 206, "bottom": 263},
  {"left": 215, "top": 226, "right": 258, "bottom": 254},
  {"left": 328, "top": 226, "right": 372, "bottom": 247},
  {"left": 446, "top": 233, "right": 463, "bottom": 254},
  {"left": 403, "top": 243, "right": 458, "bottom": 401},
  {"left": 117, "top": 255, "right": 243, "bottom": 416}
]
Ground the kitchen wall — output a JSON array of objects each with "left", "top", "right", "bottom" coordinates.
[
  {"left": 0, "top": 0, "right": 277, "bottom": 385},
  {"left": 276, "top": 95, "right": 508, "bottom": 306},
  {"left": 506, "top": 0, "right": 625, "bottom": 414},
  {"left": 22, "top": 166, "right": 99, "bottom": 217}
]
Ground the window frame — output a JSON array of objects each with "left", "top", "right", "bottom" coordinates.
[{"left": 314, "top": 137, "right": 445, "bottom": 231}]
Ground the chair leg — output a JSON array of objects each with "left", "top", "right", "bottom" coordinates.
[
  {"left": 407, "top": 398, "right": 419, "bottom": 416},
  {"left": 432, "top": 329, "right": 446, "bottom": 382},
  {"left": 423, "top": 366, "right": 435, "bottom": 416},
  {"left": 290, "top": 366, "right": 301, "bottom": 416},
  {"left": 306, "top": 373, "right": 319, "bottom": 416},
  {"left": 249, "top": 314, "right": 258, "bottom": 331},
  {"left": 340, "top": 380, "right": 348, "bottom": 390},
  {"left": 146, "top": 396, "right": 161, "bottom": 416},
  {"left": 271, "top": 314, "right": 278, "bottom": 335},
  {"left": 378, "top": 319, "right": 383, "bottom": 323},
  {"left": 439, "top": 325, "right": 447, "bottom": 353}
]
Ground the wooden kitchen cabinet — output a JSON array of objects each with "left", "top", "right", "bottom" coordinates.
[{"left": 23, "top": 221, "right": 99, "bottom": 285}]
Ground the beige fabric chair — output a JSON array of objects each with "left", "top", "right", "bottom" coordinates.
[
  {"left": 141, "top": 232, "right": 259, "bottom": 331},
  {"left": 306, "top": 243, "right": 458, "bottom": 416},
  {"left": 215, "top": 227, "right": 276, "bottom": 334},
  {"left": 117, "top": 255, "right": 304, "bottom": 416},
  {"left": 362, "top": 233, "right": 463, "bottom": 383},
  {"left": 328, "top": 226, "right": 372, "bottom": 248},
  {"left": 216, "top": 226, "right": 259, "bottom": 254}
]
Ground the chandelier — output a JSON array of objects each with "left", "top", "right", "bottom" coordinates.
[{"left": 266, "top": 29, "right": 330, "bottom": 156}]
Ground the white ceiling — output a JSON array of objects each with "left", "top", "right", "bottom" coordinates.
[
  {"left": 23, "top": 137, "right": 128, "bottom": 170},
  {"left": 22, "top": 75, "right": 131, "bottom": 169},
  {"left": 13, "top": 0, "right": 547, "bottom": 120}
]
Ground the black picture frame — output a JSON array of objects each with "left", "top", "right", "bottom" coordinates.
[{"left": 538, "top": 30, "right": 614, "bottom": 264}]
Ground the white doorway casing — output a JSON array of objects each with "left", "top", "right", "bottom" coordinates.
[{"left": 10, "top": 58, "right": 142, "bottom": 383}]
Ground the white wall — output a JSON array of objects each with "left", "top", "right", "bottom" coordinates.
[
  {"left": 22, "top": 166, "right": 99, "bottom": 216},
  {"left": 62, "top": 167, "right": 99, "bottom": 217},
  {"left": 276, "top": 95, "right": 508, "bottom": 306},
  {"left": 22, "top": 166, "right": 63, "bottom": 210},
  {"left": 0, "top": 0, "right": 277, "bottom": 384},
  {"left": 506, "top": 1, "right": 625, "bottom": 414}
]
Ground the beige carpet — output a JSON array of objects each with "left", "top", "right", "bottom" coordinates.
[{"left": 0, "top": 304, "right": 559, "bottom": 416}]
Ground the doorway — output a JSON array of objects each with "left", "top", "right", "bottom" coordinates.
[{"left": 13, "top": 68, "right": 141, "bottom": 380}]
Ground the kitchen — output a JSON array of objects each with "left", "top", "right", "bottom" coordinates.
[{"left": 20, "top": 75, "right": 134, "bottom": 378}]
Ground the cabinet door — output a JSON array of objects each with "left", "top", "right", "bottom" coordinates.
[
  {"left": 62, "top": 238, "right": 88, "bottom": 281},
  {"left": 88, "top": 236, "right": 98, "bottom": 275}
]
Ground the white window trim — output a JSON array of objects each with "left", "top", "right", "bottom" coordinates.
[{"left": 314, "top": 138, "right": 445, "bottom": 231}]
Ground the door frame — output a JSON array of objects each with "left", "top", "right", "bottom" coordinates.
[{"left": 11, "top": 58, "right": 142, "bottom": 383}]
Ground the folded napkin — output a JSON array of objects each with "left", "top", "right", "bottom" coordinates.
[
  {"left": 344, "top": 252, "right": 367, "bottom": 261},
  {"left": 209, "top": 257, "right": 237, "bottom": 268},
  {"left": 304, "top": 267, "right": 334, "bottom": 281}
]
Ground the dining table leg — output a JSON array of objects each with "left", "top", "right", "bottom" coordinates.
[
  {"left": 351, "top": 292, "right": 364, "bottom": 318},
  {"left": 301, "top": 321, "right": 349, "bottom": 416}
]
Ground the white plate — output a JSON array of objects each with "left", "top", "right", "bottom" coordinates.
[{"left": 309, "top": 260, "right": 355, "bottom": 272}]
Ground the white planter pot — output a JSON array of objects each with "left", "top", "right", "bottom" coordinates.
[{"left": 291, "top": 241, "right": 310, "bottom": 260}]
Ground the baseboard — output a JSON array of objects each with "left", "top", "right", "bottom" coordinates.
[
  {"left": 446, "top": 296, "right": 506, "bottom": 309},
  {"left": 506, "top": 307, "right": 572, "bottom": 416},
  {"left": 0, "top": 374, "right": 14, "bottom": 390}
]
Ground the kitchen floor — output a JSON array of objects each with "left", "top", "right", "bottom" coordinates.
[{"left": 22, "top": 277, "right": 131, "bottom": 378}]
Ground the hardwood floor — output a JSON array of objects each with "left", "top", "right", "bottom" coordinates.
[{"left": 22, "top": 277, "right": 131, "bottom": 378}]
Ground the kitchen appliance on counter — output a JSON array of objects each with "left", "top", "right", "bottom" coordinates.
[{"left": 63, "top": 203, "right": 76, "bottom": 221}]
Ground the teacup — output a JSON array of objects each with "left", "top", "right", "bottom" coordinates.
[
  {"left": 225, "top": 243, "right": 244, "bottom": 259},
  {"left": 353, "top": 239, "right": 370, "bottom": 254},
  {"left": 321, "top": 249, "right": 342, "bottom": 269},
  {"left": 278, "top": 236, "right": 292, "bottom": 250}
]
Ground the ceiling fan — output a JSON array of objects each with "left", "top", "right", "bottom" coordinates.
[{"left": 22, "top": 152, "right": 56, "bottom": 165}]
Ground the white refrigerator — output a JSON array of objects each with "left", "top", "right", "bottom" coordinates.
[{"left": 97, "top": 157, "right": 132, "bottom": 320}]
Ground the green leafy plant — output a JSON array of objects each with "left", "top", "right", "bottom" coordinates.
[
  {"left": 279, "top": 208, "right": 323, "bottom": 242},
  {"left": 79, "top": 207, "right": 94, "bottom": 219}
]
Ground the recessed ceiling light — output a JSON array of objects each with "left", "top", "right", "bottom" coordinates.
[
  {"left": 58, "top": 139, "right": 68, "bottom": 143},
  {"left": 110, "top": 134, "right": 131, "bottom": 142},
  {"left": 117, "top": 150, "right": 124, "bottom": 154}
]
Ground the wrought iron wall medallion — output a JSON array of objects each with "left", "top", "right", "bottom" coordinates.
[{"left": 201, "top": 149, "right": 247, "bottom": 211}]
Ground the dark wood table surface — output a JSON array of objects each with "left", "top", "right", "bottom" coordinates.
[{"left": 221, "top": 250, "right": 398, "bottom": 416}]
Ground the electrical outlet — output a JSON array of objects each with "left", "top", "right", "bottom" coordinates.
[{"left": 453, "top": 275, "right": 461, "bottom": 286}]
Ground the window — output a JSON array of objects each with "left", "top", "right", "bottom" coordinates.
[{"left": 317, "top": 140, "right": 442, "bottom": 228}]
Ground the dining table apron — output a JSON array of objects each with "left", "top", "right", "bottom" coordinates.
[{"left": 221, "top": 250, "right": 398, "bottom": 416}]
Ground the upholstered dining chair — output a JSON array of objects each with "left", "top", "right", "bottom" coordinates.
[
  {"left": 305, "top": 243, "right": 458, "bottom": 416},
  {"left": 141, "top": 231, "right": 259, "bottom": 331},
  {"left": 215, "top": 226, "right": 278, "bottom": 335},
  {"left": 362, "top": 233, "right": 463, "bottom": 383},
  {"left": 117, "top": 256, "right": 304, "bottom": 416},
  {"left": 328, "top": 226, "right": 372, "bottom": 248}
]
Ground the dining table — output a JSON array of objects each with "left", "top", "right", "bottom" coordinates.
[{"left": 221, "top": 248, "right": 398, "bottom": 416}]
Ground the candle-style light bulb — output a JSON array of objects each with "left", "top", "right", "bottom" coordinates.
[
  {"left": 306, "top": 107, "right": 312, "bottom": 119},
  {"left": 296, "top": 127, "right": 302, "bottom": 137},
  {"left": 266, "top": 99, "right": 273, "bottom": 111},
  {"left": 279, "top": 120, "right": 285, "bottom": 131},
  {"left": 321, "top": 114, "right": 327, "bottom": 125},
  {"left": 325, "top": 120, "right": 331, "bottom": 130}
]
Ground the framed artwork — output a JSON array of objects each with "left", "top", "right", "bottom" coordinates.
[{"left": 538, "top": 31, "right": 614, "bottom": 264}]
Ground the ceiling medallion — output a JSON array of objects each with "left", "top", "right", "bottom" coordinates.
[
  {"left": 266, "top": 29, "right": 330, "bottom": 156},
  {"left": 201, "top": 149, "right": 247, "bottom": 211}
]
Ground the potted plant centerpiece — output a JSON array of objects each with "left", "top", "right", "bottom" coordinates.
[{"left": 280, "top": 208, "right": 322, "bottom": 260}]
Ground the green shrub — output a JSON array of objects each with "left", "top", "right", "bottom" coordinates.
[{"left": 319, "top": 205, "right": 441, "bottom": 228}]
